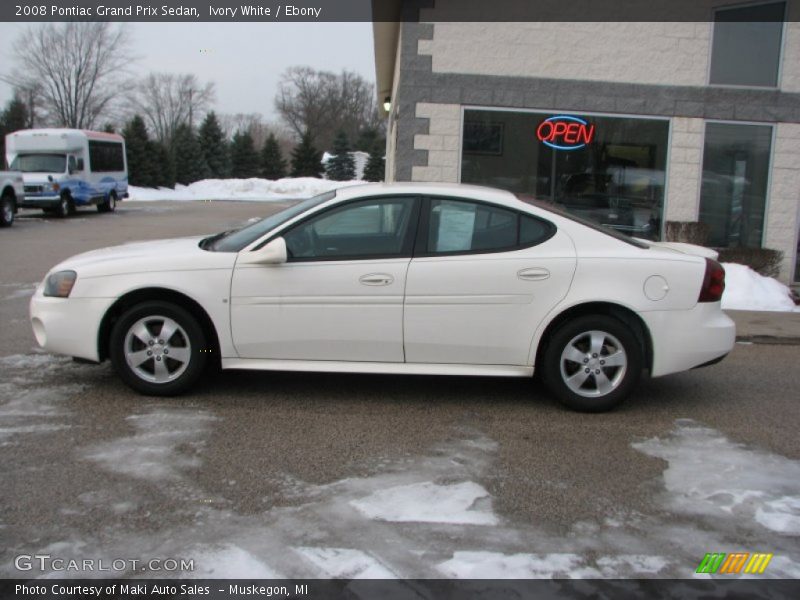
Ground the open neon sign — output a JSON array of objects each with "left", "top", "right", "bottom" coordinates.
[{"left": 536, "top": 115, "right": 595, "bottom": 151}]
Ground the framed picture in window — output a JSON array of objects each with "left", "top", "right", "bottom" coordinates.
[{"left": 463, "top": 121, "right": 504, "bottom": 156}]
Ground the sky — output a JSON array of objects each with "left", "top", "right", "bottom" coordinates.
[{"left": 0, "top": 22, "right": 376, "bottom": 122}]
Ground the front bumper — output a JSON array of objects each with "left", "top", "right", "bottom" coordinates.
[
  {"left": 642, "top": 302, "right": 736, "bottom": 377},
  {"left": 29, "top": 290, "right": 114, "bottom": 362},
  {"left": 19, "top": 195, "right": 61, "bottom": 208}
]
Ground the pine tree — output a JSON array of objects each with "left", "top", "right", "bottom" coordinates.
[
  {"left": 230, "top": 130, "right": 260, "bottom": 179},
  {"left": 291, "top": 131, "right": 323, "bottom": 178},
  {"left": 172, "top": 123, "right": 209, "bottom": 185},
  {"left": 199, "top": 112, "right": 230, "bottom": 179},
  {"left": 122, "top": 115, "right": 158, "bottom": 187},
  {"left": 362, "top": 143, "right": 385, "bottom": 182},
  {"left": 0, "top": 95, "right": 29, "bottom": 167},
  {"left": 102, "top": 123, "right": 115, "bottom": 134},
  {"left": 325, "top": 130, "right": 356, "bottom": 181},
  {"left": 153, "top": 141, "right": 176, "bottom": 188},
  {"left": 260, "top": 133, "right": 287, "bottom": 180}
]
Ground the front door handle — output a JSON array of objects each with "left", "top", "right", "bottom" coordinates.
[
  {"left": 517, "top": 267, "right": 550, "bottom": 281},
  {"left": 359, "top": 273, "right": 394, "bottom": 286}
]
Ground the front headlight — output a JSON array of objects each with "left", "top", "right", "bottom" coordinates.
[
  {"left": 42, "top": 182, "right": 61, "bottom": 193},
  {"left": 44, "top": 270, "right": 77, "bottom": 298}
]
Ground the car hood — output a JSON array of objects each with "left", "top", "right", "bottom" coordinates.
[
  {"left": 637, "top": 239, "right": 719, "bottom": 260},
  {"left": 49, "top": 235, "right": 237, "bottom": 278}
]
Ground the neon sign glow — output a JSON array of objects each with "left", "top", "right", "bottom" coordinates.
[{"left": 536, "top": 115, "right": 595, "bottom": 151}]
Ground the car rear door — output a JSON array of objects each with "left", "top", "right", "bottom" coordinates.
[
  {"left": 230, "top": 196, "right": 420, "bottom": 362},
  {"left": 403, "top": 197, "right": 576, "bottom": 366}
]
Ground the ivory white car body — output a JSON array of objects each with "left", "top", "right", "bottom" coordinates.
[{"left": 29, "top": 183, "right": 735, "bottom": 411}]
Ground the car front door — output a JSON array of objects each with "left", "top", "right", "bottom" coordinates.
[
  {"left": 230, "top": 196, "right": 420, "bottom": 362},
  {"left": 403, "top": 197, "right": 576, "bottom": 366}
]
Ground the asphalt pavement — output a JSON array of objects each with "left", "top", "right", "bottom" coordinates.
[{"left": 0, "top": 201, "right": 798, "bottom": 580}]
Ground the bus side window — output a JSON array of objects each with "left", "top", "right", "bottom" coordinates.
[{"left": 68, "top": 156, "right": 77, "bottom": 174}]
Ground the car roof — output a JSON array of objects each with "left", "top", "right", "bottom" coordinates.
[{"left": 333, "top": 182, "right": 528, "bottom": 211}]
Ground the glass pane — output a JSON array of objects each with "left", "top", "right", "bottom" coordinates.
[
  {"left": 520, "top": 215, "right": 552, "bottom": 245},
  {"left": 710, "top": 2, "right": 785, "bottom": 87},
  {"left": 462, "top": 110, "right": 668, "bottom": 240},
  {"left": 285, "top": 197, "right": 414, "bottom": 259},
  {"left": 699, "top": 123, "right": 772, "bottom": 248},
  {"left": 429, "top": 199, "right": 517, "bottom": 253}
]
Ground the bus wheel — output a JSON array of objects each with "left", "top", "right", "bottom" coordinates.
[
  {"left": 55, "top": 194, "right": 73, "bottom": 218},
  {"left": 98, "top": 192, "right": 116, "bottom": 213}
]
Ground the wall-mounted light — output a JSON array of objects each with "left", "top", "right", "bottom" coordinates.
[{"left": 383, "top": 96, "right": 391, "bottom": 112}]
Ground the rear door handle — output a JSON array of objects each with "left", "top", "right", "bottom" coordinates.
[
  {"left": 517, "top": 267, "right": 550, "bottom": 281},
  {"left": 359, "top": 273, "right": 394, "bottom": 286}
]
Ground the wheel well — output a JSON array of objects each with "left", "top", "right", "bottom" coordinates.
[
  {"left": 1, "top": 186, "right": 15, "bottom": 201},
  {"left": 535, "top": 302, "right": 653, "bottom": 372},
  {"left": 97, "top": 288, "right": 221, "bottom": 365}
]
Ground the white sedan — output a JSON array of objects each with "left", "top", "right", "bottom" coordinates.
[{"left": 29, "top": 183, "right": 735, "bottom": 411}]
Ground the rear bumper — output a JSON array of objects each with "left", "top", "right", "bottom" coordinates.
[
  {"left": 642, "top": 303, "right": 736, "bottom": 377},
  {"left": 29, "top": 290, "right": 113, "bottom": 362}
]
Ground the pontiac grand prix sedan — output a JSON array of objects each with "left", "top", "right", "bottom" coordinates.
[{"left": 29, "top": 183, "right": 735, "bottom": 412}]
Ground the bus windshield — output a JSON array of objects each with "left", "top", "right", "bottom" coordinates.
[{"left": 10, "top": 154, "right": 67, "bottom": 173}]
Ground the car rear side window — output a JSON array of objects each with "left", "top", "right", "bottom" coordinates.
[{"left": 426, "top": 198, "right": 554, "bottom": 255}]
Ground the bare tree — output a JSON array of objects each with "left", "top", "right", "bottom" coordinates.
[
  {"left": 126, "top": 73, "right": 215, "bottom": 145},
  {"left": 8, "top": 22, "right": 133, "bottom": 129},
  {"left": 275, "top": 66, "right": 382, "bottom": 151}
]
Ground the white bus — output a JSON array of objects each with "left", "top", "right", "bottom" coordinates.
[{"left": 5, "top": 129, "right": 128, "bottom": 217}]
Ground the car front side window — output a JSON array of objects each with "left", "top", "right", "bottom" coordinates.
[{"left": 284, "top": 197, "right": 418, "bottom": 261}]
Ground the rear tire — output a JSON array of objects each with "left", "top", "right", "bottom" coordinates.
[
  {"left": 541, "top": 315, "right": 642, "bottom": 412},
  {"left": 0, "top": 193, "right": 14, "bottom": 227},
  {"left": 110, "top": 301, "right": 208, "bottom": 396},
  {"left": 97, "top": 191, "right": 116, "bottom": 213}
]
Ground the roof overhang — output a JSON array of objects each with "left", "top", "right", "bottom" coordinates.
[{"left": 372, "top": 1, "right": 403, "bottom": 117}]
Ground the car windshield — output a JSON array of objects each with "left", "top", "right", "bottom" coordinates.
[
  {"left": 10, "top": 153, "right": 67, "bottom": 173},
  {"left": 204, "top": 191, "right": 336, "bottom": 252}
]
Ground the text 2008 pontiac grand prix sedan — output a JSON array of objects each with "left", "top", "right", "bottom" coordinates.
[{"left": 29, "top": 183, "right": 735, "bottom": 412}]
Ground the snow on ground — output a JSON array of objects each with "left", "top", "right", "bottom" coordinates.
[
  {"left": 128, "top": 177, "right": 364, "bottom": 202},
  {"left": 721, "top": 263, "right": 798, "bottom": 312},
  {"left": 437, "top": 552, "right": 601, "bottom": 579},
  {"left": 84, "top": 409, "right": 218, "bottom": 482},
  {"left": 294, "top": 547, "right": 396, "bottom": 579},
  {"left": 633, "top": 419, "right": 800, "bottom": 536},
  {"left": 9, "top": 412, "right": 800, "bottom": 580},
  {"left": 0, "top": 353, "right": 91, "bottom": 444},
  {"left": 350, "top": 481, "right": 498, "bottom": 525}
]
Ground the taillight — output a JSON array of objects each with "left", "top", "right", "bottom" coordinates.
[{"left": 698, "top": 258, "right": 725, "bottom": 303}]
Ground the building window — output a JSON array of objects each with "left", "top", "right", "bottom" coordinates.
[
  {"left": 461, "top": 109, "right": 669, "bottom": 240},
  {"left": 709, "top": 1, "right": 785, "bottom": 88},
  {"left": 698, "top": 122, "right": 773, "bottom": 248}
]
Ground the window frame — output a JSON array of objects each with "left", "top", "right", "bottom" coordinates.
[
  {"left": 697, "top": 119, "right": 776, "bottom": 249},
  {"left": 707, "top": 0, "right": 787, "bottom": 90},
  {"left": 275, "top": 195, "right": 423, "bottom": 263},
  {"left": 414, "top": 195, "right": 556, "bottom": 258}
]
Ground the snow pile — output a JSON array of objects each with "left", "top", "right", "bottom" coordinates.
[
  {"left": 721, "top": 262, "right": 797, "bottom": 312},
  {"left": 128, "top": 177, "right": 365, "bottom": 202},
  {"left": 294, "top": 547, "right": 396, "bottom": 579}
]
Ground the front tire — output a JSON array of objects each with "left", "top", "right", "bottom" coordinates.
[
  {"left": 0, "top": 193, "right": 14, "bottom": 227},
  {"left": 541, "top": 315, "right": 642, "bottom": 412},
  {"left": 110, "top": 301, "right": 208, "bottom": 396},
  {"left": 54, "top": 194, "right": 73, "bottom": 219}
]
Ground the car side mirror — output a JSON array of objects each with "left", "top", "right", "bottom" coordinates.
[{"left": 239, "top": 237, "right": 287, "bottom": 265}]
